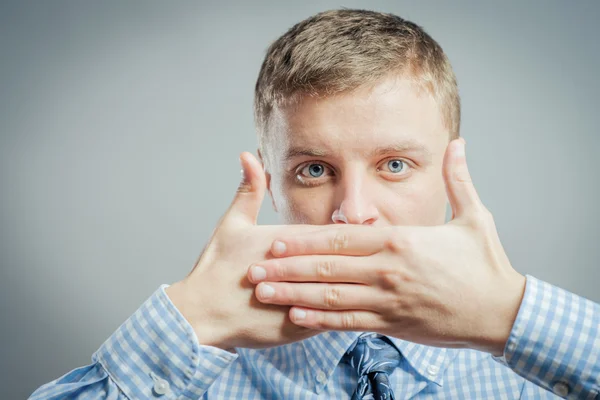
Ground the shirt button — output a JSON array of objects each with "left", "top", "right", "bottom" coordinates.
[
  {"left": 316, "top": 370, "right": 327, "bottom": 384},
  {"left": 552, "top": 381, "right": 569, "bottom": 397},
  {"left": 150, "top": 372, "right": 171, "bottom": 396},
  {"left": 426, "top": 365, "right": 439, "bottom": 376}
]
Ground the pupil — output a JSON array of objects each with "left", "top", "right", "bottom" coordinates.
[
  {"left": 389, "top": 160, "right": 403, "bottom": 172},
  {"left": 309, "top": 164, "right": 323, "bottom": 177}
]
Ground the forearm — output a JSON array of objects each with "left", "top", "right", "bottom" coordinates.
[
  {"left": 29, "top": 285, "right": 238, "bottom": 399},
  {"left": 492, "top": 275, "right": 600, "bottom": 399}
]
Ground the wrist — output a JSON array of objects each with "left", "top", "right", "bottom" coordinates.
[
  {"left": 165, "top": 280, "right": 235, "bottom": 352},
  {"left": 471, "top": 271, "right": 527, "bottom": 356}
]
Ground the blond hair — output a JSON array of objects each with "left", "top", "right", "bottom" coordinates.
[{"left": 254, "top": 9, "right": 460, "bottom": 165}]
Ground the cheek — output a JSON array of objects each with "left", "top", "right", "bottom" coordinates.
[
  {"left": 274, "top": 183, "right": 335, "bottom": 225},
  {"left": 381, "top": 174, "right": 447, "bottom": 226}
]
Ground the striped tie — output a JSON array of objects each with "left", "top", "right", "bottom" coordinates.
[{"left": 342, "top": 335, "right": 402, "bottom": 400}]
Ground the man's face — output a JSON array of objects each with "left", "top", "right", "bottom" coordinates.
[{"left": 263, "top": 75, "right": 451, "bottom": 227}]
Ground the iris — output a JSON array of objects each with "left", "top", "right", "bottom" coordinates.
[
  {"left": 388, "top": 160, "right": 405, "bottom": 173},
  {"left": 308, "top": 164, "right": 324, "bottom": 177}
]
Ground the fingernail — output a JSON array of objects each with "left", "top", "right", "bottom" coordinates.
[
  {"left": 273, "top": 241, "right": 286, "bottom": 255},
  {"left": 292, "top": 308, "right": 306, "bottom": 320},
  {"left": 259, "top": 284, "right": 275, "bottom": 299},
  {"left": 239, "top": 154, "right": 250, "bottom": 184},
  {"left": 250, "top": 266, "right": 267, "bottom": 281}
]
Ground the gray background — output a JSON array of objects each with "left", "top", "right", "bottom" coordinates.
[{"left": 1, "top": 1, "right": 598, "bottom": 398}]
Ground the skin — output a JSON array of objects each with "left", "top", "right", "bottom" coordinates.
[
  {"left": 251, "top": 74, "right": 527, "bottom": 355},
  {"left": 167, "top": 73, "right": 526, "bottom": 356},
  {"left": 263, "top": 74, "right": 449, "bottom": 227}
]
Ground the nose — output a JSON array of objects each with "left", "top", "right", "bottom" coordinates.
[{"left": 331, "top": 172, "right": 379, "bottom": 225}]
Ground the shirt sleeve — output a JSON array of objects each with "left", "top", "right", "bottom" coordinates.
[
  {"left": 492, "top": 275, "right": 600, "bottom": 399},
  {"left": 28, "top": 284, "right": 238, "bottom": 400}
]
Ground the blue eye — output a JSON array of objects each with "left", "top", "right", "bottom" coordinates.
[
  {"left": 387, "top": 159, "right": 405, "bottom": 173},
  {"left": 306, "top": 163, "right": 324, "bottom": 177}
]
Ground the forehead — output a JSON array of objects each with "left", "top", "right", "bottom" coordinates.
[{"left": 270, "top": 75, "right": 448, "bottom": 162}]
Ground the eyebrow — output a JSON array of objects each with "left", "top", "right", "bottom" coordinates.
[
  {"left": 283, "top": 147, "right": 328, "bottom": 161},
  {"left": 283, "top": 140, "right": 432, "bottom": 162},
  {"left": 371, "top": 141, "right": 431, "bottom": 160}
]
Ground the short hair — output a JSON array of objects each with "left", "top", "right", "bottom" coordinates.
[{"left": 254, "top": 9, "right": 461, "bottom": 167}]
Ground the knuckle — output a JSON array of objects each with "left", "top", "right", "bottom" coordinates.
[
  {"left": 375, "top": 265, "right": 403, "bottom": 290},
  {"left": 471, "top": 206, "right": 494, "bottom": 228},
  {"left": 274, "top": 261, "right": 287, "bottom": 280},
  {"left": 236, "top": 180, "right": 252, "bottom": 194},
  {"left": 323, "top": 286, "right": 342, "bottom": 309},
  {"left": 483, "top": 208, "right": 495, "bottom": 223},
  {"left": 314, "top": 312, "right": 328, "bottom": 329},
  {"left": 388, "top": 294, "right": 410, "bottom": 315},
  {"left": 316, "top": 260, "right": 335, "bottom": 279},
  {"left": 279, "top": 285, "right": 292, "bottom": 302},
  {"left": 455, "top": 170, "right": 472, "bottom": 183},
  {"left": 331, "top": 231, "right": 349, "bottom": 253},
  {"left": 342, "top": 312, "right": 357, "bottom": 330},
  {"left": 383, "top": 237, "right": 399, "bottom": 252},
  {"left": 386, "top": 235, "right": 413, "bottom": 253}
]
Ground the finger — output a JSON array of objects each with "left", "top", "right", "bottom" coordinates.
[
  {"left": 271, "top": 225, "right": 392, "bottom": 257},
  {"left": 442, "top": 138, "right": 486, "bottom": 221},
  {"left": 289, "top": 307, "right": 382, "bottom": 331},
  {"left": 247, "top": 255, "right": 375, "bottom": 285},
  {"left": 255, "top": 282, "right": 384, "bottom": 311},
  {"left": 223, "top": 151, "right": 267, "bottom": 225}
]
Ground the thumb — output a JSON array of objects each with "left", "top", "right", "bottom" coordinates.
[
  {"left": 442, "top": 138, "right": 484, "bottom": 221},
  {"left": 224, "top": 151, "right": 267, "bottom": 225}
]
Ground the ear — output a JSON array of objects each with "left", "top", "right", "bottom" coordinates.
[{"left": 257, "top": 148, "right": 278, "bottom": 213}]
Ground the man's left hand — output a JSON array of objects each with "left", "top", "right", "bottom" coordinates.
[{"left": 247, "top": 138, "right": 526, "bottom": 356}]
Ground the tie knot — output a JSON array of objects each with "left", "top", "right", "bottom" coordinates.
[{"left": 342, "top": 335, "right": 402, "bottom": 378}]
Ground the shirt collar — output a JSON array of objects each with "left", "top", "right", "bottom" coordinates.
[
  {"left": 301, "top": 330, "right": 361, "bottom": 392},
  {"left": 387, "top": 336, "right": 458, "bottom": 387},
  {"left": 301, "top": 331, "right": 459, "bottom": 391}
]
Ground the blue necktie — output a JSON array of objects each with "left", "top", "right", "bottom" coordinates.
[{"left": 342, "top": 335, "right": 402, "bottom": 400}]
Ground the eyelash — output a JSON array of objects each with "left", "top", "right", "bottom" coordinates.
[{"left": 295, "top": 158, "right": 412, "bottom": 186}]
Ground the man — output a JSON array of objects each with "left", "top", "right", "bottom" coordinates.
[{"left": 30, "top": 9, "right": 599, "bottom": 399}]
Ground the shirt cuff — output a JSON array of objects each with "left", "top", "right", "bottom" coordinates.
[
  {"left": 492, "top": 275, "right": 600, "bottom": 399},
  {"left": 93, "top": 284, "right": 238, "bottom": 399}
]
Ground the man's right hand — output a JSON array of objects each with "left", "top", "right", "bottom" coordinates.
[{"left": 165, "top": 151, "right": 321, "bottom": 351}]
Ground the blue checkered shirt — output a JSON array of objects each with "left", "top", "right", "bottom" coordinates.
[{"left": 29, "top": 275, "right": 600, "bottom": 399}]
